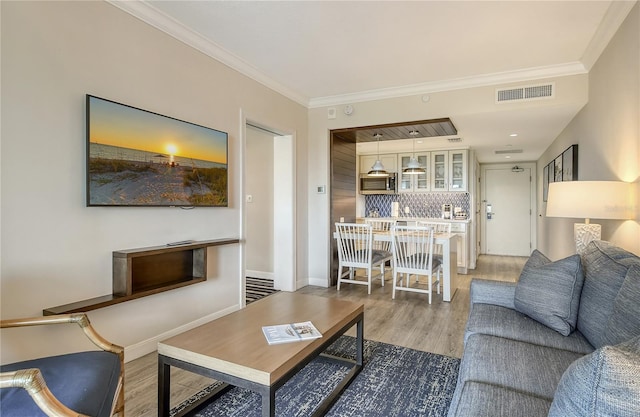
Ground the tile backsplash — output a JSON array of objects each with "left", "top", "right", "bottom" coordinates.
[{"left": 365, "top": 192, "right": 470, "bottom": 218}]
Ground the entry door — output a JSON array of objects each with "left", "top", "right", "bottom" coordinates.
[{"left": 481, "top": 165, "right": 534, "bottom": 256}]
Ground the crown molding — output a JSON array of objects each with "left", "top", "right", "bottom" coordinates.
[
  {"left": 581, "top": 0, "right": 636, "bottom": 71},
  {"left": 308, "top": 62, "right": 587, "bottom": 108},
  {"left": 106, "top": 0, "right": 310, "bottom": 107},
  {"left": 107, "top": 0, "right": 624, "bottom": 110}
]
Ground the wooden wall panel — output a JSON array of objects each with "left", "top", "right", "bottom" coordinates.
[{"left": 330, "top": 133, "right": 357, "bottom": 285}]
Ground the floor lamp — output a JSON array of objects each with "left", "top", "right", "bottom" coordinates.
[{"left": 546, "top": 181, "right": 633, "bottom": 254}]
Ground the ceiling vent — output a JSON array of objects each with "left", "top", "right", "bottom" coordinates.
[
  {"left": 495, "top": 149, "right": 523, "bottom": 155},
  {"left": 447, "top": 137, "right": 462, "bottom": 143},
  {"left": 496, "top": 83, "right": 555, "bottom": 104}
]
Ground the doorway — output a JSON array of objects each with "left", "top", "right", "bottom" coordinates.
[
  {"left": 243, "top": 119, "right": 296, "bottom": 299},
  {"left": 481, "top": 163, "right": 536, "bottom": 256}
]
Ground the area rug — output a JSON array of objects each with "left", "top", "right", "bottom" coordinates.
[
  {"left": 170, "top": 336, "right": 460, "bottom": 417},
  {"left": 246, "top": 277, "right": 279, "bottom": 304}
]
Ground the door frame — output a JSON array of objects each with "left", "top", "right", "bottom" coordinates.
[
  {"left": 480, "top": 162, "right": 537, "bottom": 255},
  {"left": 240, "top": 110, "right": 297, "bottom": 304}
]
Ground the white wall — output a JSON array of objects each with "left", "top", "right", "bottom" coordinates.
[
  {"left": 245, "top": 126, "right": 274, "bottom": 277},
  {"left": 0, "top": 1, "right": 307, "bottom": 363},
  {"left": 537, "top": 3, "right": 640, "bottom": 259}
]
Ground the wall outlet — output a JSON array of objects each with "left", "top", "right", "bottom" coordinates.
[{"left": 246, "top": 195, "right": 253, "bottom": 203}]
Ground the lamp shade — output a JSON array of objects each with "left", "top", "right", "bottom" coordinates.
[
  {"left": 403, "top": 157, "right": 426, "bottom": 175},
  {"left": 367, "top": 160, "right": 389, "bottom": 177},
  {"left": 546, "top": 181, "right": 634, "bottom": 220}
]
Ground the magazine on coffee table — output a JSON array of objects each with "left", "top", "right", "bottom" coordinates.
[{"left": 262, "top": 321, "right": 323, "bottom": 345}]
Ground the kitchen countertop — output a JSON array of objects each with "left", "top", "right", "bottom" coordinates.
[{"left": 357, "top": 217, "right": 471, "bottom": 223}]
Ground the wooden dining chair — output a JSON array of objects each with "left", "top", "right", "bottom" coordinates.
[
  {"left": 335, "top": 222, "right": 392, "bottom": 294},
  {"left": 364, "top": 218, "right": 396, "bottom": 278},
  {"left": 417, "top": 221, "right": 451, "bottom": 294},
  {"left": 391, "top": 225, "right": 442, "bottom": 303}
]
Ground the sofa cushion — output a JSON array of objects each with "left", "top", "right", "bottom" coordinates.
[
  {"left": 465, "top": 303, "right": 594, "bottom": 354},
  {"left": 514, "top": 250, "right": 584, "bottom": 336},
  {"left": 603, "top": 264, "right": 640, "bottom": 345},
  {"left": 448, "top": 381, "right": 552, "bottom": 417},
  {"left": 456, "top": 333, "right": 584, "bottom": 401},
  {"left": 577, "top": 241, "right": 640, "bottom": 348},
  {"left": 0, "top": 351, "right": 121, "bottom": 417},
  {"left": 548, "top": 336, "right": 640, "bottom": 417}
]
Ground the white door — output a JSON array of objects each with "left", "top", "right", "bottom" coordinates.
[{"left": 481, "top": 164, "right": 535, "bottom": 256}]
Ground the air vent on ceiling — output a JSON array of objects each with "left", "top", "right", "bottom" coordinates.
[
  {"left": 447, "top": 138, "right": 462, "bottom": 143},
  {"left": 495, "top": 149, "right": 523, "bottom": 155},
  {"left": 496, "top": 83, "right": 555, "bottom": 104}
]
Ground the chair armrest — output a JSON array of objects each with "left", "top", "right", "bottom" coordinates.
[
  {"left": 1, "top": 313, "right": 123, "bottom": 356},
  {"left": 1, "top": 313, "right": 124, "bottom": 416},
  {"left": 470, "top": 278, "right": 516, "bottom": 310},
  {"left": 1, "top": 368, "right": 90, "bottom": 417}
]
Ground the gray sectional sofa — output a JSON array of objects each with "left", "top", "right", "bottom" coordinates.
[{"left": 448, "top": 240, "right": 640, "bottom": 417}]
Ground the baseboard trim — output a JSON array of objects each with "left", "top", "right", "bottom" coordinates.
[
  {"left": 308, "top": 277, "right": 330, "bottom": 288},
  {"left": 124, "top": 304, "right": 239, "bottom": 362}
]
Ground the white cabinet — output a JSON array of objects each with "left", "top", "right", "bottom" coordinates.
[
  {"left": 430, "top": 150, "right": 468, "bottom": 192},
  {"left": 360, "top": 154, "right": 397, "bottom": 174},
  {"left": 450, "top": 222, "right": 468, "bottom": 274},
  {"left": 397, "top": 152, "right": 430, "bottom": 193}
]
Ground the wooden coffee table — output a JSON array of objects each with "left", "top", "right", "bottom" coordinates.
[{"left": 157, "top": 292, "right": 364, "bottom": 417}]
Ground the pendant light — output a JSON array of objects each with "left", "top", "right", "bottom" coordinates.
[
  {"left": 368, "top": 133, "right": 389, "bottom": 177},
  {"left": 403, "top": 130, "right": 426, "bottom": 175}
]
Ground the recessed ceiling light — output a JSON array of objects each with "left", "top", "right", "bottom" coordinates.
[
  {"left": 416, "top": 140, "right": 423, "bottom": 144},
  {"left": 505, "top": 155, "right": 512, "bottom": 159},
  {"left": 510, "top": 133, "right": 518, "bottom": 137}
]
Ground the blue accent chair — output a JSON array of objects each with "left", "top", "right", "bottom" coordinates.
[{"left": 1, "top": 313, "right": 124, "bottom": 417}]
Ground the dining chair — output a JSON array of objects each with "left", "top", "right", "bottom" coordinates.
[
  {"left": 391, "top": 225, "right": 442, "bottom": 303},
  {"left": 335, "top": 222, "right": 392, "bottom": 294},
  {"left": 417, "top": 221, "right": 451, "bottom": 294},
  {"left": 364, "top": 218, "right": 396, "bottom": 277}
]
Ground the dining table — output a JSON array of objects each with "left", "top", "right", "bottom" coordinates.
[{"left": 333, "top": 230, "right": 459, "bottom": 302}]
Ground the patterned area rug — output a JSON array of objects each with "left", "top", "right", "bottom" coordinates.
[
  {"left": 170, "top": 336, "right": 460, "bottom": 417},
  {"left": 245, "top": 277, "right": 279, "bottom": 304}
]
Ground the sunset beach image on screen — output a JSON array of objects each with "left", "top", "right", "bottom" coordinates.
[{"left": 87, "top": 95, "right": 228, "bottom": 207}]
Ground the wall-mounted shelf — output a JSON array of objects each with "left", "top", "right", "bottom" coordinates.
[{"left": 43, "top": 239, "right": 239, "bottom": 315}]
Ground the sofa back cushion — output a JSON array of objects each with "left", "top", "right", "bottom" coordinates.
[
  {"left": 548, "top": 336, "right": 640, "bottom": 417},
  {"left": 514, "top": 250, "right": 584, "bottom": 336},
  {"left": 577, "top": 241, "right": 640, "bottom": 349},
  {"left": 603, "top": 264, "right": 640, "bottom": 345}
]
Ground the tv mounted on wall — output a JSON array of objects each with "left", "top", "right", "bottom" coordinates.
[{"left": 86, "top": 95, "right": 228, "bottom": 207}]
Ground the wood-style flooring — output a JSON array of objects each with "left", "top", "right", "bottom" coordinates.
[{"left": 123, "top": 255, "right": 527, "bottom": 417}]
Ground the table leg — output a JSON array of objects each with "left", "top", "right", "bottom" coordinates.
[
  {"left": 356, "top": 316, "right": 364, "bottom": 366},
  {"left": 158, "top": 356, "right": 171, "bottom": 417},
  {"left": 262, "top": 388, "right": 276, "bottom": 417}
]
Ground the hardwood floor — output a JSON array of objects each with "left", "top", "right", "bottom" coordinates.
[{"left": 123, "top": 255, "right": 527, "bottom": 417}]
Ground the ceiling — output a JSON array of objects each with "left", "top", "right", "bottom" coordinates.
[{"left": 111, "top": 1, "right": 635, "bottom": 163}]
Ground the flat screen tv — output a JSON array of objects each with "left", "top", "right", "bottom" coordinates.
[{"left": 86, "top": 95, "right": 228, "bottom": 207}]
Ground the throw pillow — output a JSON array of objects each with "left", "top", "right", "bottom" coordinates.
[
  {"left": 604, "top": 264, "right": 640, "bottom": 345},
  {"left": 548, "top": 336, "right": 640, "bottom": 417},
  {"left": 514, "top": 250, "right": 584, "bottom": 336}
]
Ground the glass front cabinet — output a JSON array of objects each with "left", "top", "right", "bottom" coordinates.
[
  {"left": 398, "top": 152, "right": 430, "bottom": 193},
  {"left": 430, "top": 150, "right": 468, "bottom": 192}
]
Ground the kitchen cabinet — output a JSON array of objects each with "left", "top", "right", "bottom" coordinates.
[
  {"left": 397, "top": 152, "right": 430, "bottom": 193},
  {"left": 359, "top": 153, "right": 397, "bottom": 174},
  {"left": 430, "top": 150, "right": 468, "bottom": 192},
  {"left": 450, "top": 222, "right": 468, "bottom": 274}
]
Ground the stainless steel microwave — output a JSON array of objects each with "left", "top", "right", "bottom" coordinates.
[{"left": 359, "top": 173, "right": 397, "bottom": 195}]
